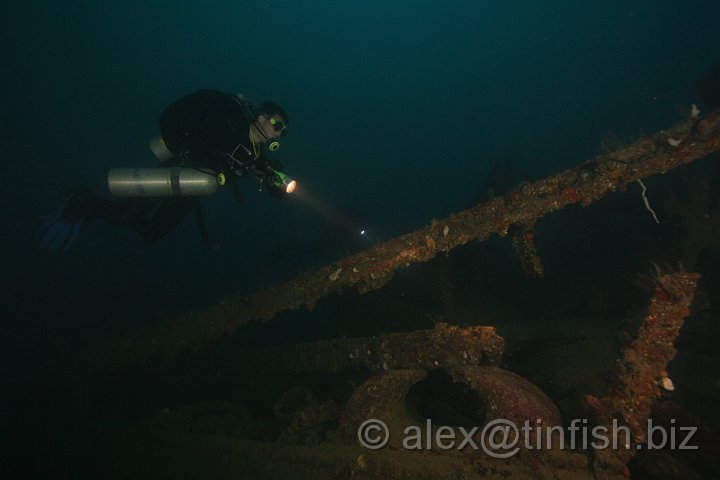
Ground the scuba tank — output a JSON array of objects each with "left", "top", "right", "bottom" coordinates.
[
  {"left": 108, "top": 167, "right": 222, "bottom": 197},
  {"left": 108, "top": 135, "right": 222, "bottom": 198}
]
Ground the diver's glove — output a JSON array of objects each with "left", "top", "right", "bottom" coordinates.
[{"left": 37, "top": 187, "right": 91, "bottom": 252}]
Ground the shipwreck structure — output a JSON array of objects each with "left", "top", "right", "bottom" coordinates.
[
  {"left": 84, "top": 109, "right": 719, "bottom": 479},
  {"left": 94, "top": 272, "right": 700, "bottom": 479}
]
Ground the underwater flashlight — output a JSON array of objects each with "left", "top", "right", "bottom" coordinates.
[
  {"left": 248, "top": 166, "right": 297, "bottom": 194},
  {"left": 272, "top": 169, "right": 297, "bottom": 193}
]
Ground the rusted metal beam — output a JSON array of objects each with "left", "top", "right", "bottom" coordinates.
[
  {"left": 228, "top": 323, "right": 505, "bottom": 374},
  {"left": 97, "top": 111, "right": 720, "bottom": 367},
  {"left": 585, "top": 271, "right": 700, "bottom": 478}
]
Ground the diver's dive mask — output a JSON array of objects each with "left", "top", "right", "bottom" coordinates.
[
  {"left": 269, "top": 117, "right": 288, "bottom": 137},
  {"left": 264, "top": 116, "right": 287, "bottom": 151}
]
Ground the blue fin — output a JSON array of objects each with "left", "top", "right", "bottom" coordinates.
[{"left": 37, "top": 208, "right": 85, "bottom": 253}]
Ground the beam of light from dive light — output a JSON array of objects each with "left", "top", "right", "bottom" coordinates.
[
  {"left": 290, "top": 185, "right": 375, "bottom": 244},
  {"left": 289, "top": 182, "right": 335, "bottom": 217}
]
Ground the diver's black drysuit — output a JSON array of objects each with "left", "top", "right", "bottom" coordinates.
[{"left": 70, "top": 90, "right": 286, "bottom": 243}]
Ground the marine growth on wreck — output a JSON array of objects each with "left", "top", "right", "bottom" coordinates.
[{"left": 77, "top": 109, "right": 719, "bottom": 479}]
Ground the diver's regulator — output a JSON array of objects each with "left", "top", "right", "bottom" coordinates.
[{"left": 108, "top": 136, "right": 296, "bottom": 198}]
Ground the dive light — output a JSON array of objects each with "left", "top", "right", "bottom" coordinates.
[
  {"left": 270, "top": 169, "right": 297, "bottom": 194},
  {"left": 108, "top": 168, "right": 222, "bottom": 197}
]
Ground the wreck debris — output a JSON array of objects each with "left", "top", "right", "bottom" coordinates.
[
  {"left": 693, "top": 111, "right": 720, "bottom": 136},
  {"left": 509, "top": 223, "right": 544, "bottom": 277},
  {"left": 332, "top": 361, "right": 600, "bottom": 478},
  {"left": 126, "top": 324, "right": 616, "bottom": 479},
  {"left": 584, "top": 271, "right": 700, "bottom": 477},
  {"left": 229, "top": 323, "right": 505, "bottom": 374},
  {"left": 338, "top": 365, "right": 562, "bottom": 448},
  {"left": 339, "top": 369, "right": 427, "bottom": 448},
  {"left": 93, "top": 425, "right": 546, "bottom": 480},
  {"left": 97, "top": 112, "right": 720, "bottom": 367},
  {"left": 449, "top": 365, "right": 562, "bottom": 428}
]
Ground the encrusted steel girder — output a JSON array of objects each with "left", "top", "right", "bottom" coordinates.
[
  {"left": 585, "top": 271, "right": 700, "bottom": 478},
  {"left": 229, "top": 323, "right": 505, "bottom": 374},
  {"left": 98, "top": 111, "right": 720, "bottom": 367}
]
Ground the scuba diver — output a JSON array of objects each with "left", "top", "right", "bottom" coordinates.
[{"left": 38, "top": 89, "right": 296, "bottom": 252}]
